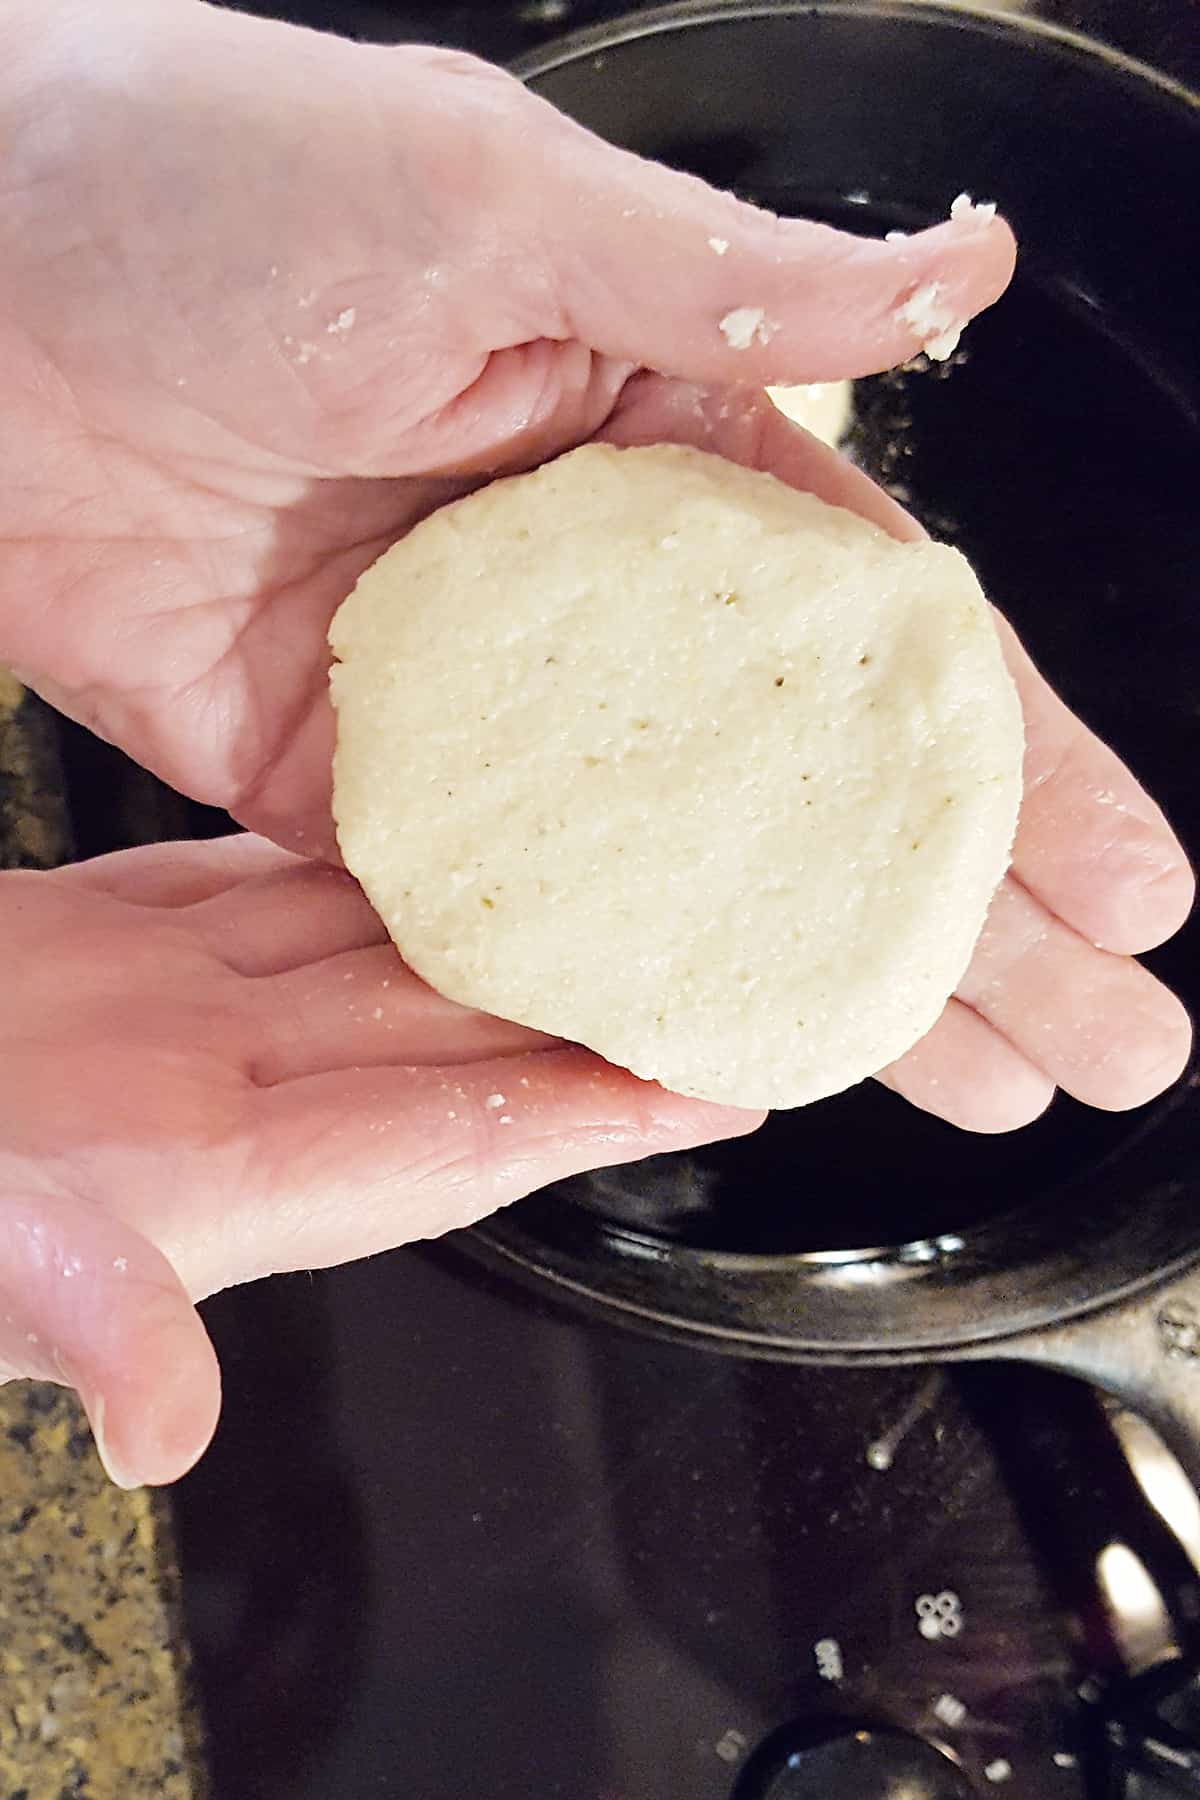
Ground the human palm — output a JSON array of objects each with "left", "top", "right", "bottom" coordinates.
[
  {"left": 2, "top": 835, "right": 752, "bottom": 1486},
  {"left": 0, "top": 0, "right": 1191, "bottom": 1484}
]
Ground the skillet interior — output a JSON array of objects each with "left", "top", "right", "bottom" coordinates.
[{"left": 474, "top": 2, "right": 1200, "bottom": 1345}]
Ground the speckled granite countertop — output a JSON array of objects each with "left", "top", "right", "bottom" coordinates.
[{"left": 0, "top": 672, "right": 208, "bottom": 1800}]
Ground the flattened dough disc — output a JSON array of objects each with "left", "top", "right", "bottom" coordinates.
[{"left": 330, "top": 443, "right": 1022, "bottom": 1109}]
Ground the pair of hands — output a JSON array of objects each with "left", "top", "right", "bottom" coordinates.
[{"left": 0, "top": 0, "right": 1191, "bottom": 1486}]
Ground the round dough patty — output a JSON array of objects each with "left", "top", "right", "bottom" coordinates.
[{"left": 329, "top": 443, "right": 1023, "bottom": 1109}]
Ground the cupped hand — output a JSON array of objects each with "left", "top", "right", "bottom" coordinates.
[
  {"left": 0, "top": 0, "right": 1013, "bottom": 853},
  {"left": 0, "top": 833, "right": 762, "bottom": 1487}
]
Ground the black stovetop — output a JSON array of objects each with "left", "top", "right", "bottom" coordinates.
[{"left": 177, "top": 1242, "right": 1200, "bottom": 1800}]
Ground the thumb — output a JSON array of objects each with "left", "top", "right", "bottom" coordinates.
[
  {"left": 0, "top": 1194, "right": 220, "bottom": 1489},
  {"left": 526, "top": 94, "right": 1016, "bottom": 383}
]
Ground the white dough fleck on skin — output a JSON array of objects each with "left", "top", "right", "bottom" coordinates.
[
  {"left": 372, "top": 1006, "right": 383, "bottom": 1020},
  {"left": 328, "top": 307, "right": 357, "bottom": 334},
  {"left": 499, "top": 1115, "right": 513, "bottom": 1125},
  {"left": 329, "top": 443, "right": 1022, "bottom": 1110},
  {"left": 112, "top": 1257, "right": 128, "bottom": 1273},
  {"left": 896, "top": 282, "right": 965, "bottom": 361},
  {"left": 898, "top": 282, "right": 947, "bottom": 333},
  {"left": 924, "top": 324, "right": 962, "bottom": 360},
  {"left": 950, "top": 191, "right": 997, "bottom": 224},
  {"left": 718, "top": 306, "right": 775, "bottom": 350},
  {"left": 708, "top": 236, "right": 729, "bottom": 256}
]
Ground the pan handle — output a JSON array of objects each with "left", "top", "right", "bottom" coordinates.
[{"left": 977, "top": 1257, "right": 1200, "bottom": 1494}]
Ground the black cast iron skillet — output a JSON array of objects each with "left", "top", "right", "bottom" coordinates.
[{"left": 467, "top": 2, "right": 1200, "bottom": 1488}]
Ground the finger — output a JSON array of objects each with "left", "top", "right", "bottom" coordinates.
[
  {"left": 388, "top": 339, "right": 635, "bottom": 479},
  {"left": 54, "top": 833, "right": 303, "bottom": 906},
  {"left": 877, "top": 997, "right": 1055, "bottom": 1133},
  {"left": 0, "top": 1193, "right": 220, "bottom": 1489},
  {"left": 232, "top": 1049, "right": 764, "bottom": 1280},
  {"left": 247, "top": 945, "right": 556, "bottom": 1084},
  {"left": 187, "top": 859, "right": 385, "bottom": 976},
  {"left": 995, "top": 616, "right": 1195, "bottom": 954},
  {"left": 956, "top": 877, "right": 1193, "bottom": 1111},
  {"left": 530, "top": 101, "right": 1015, "bottom": 382},
  {"left": 604, "top": 374, "right": 923, "bottom": 539}
]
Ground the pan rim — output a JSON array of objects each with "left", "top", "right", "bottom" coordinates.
[{"left": 511, "top": 0, "right": 1200, "bottom": 114}]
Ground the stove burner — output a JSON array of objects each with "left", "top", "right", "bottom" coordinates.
[{"left": 735, "top": 1723, "right": 977, "bottom": 1799}]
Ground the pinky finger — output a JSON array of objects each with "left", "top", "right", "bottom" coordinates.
[{"left": 877, "top": 997, "right": 1055, "bottom": 1133}]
